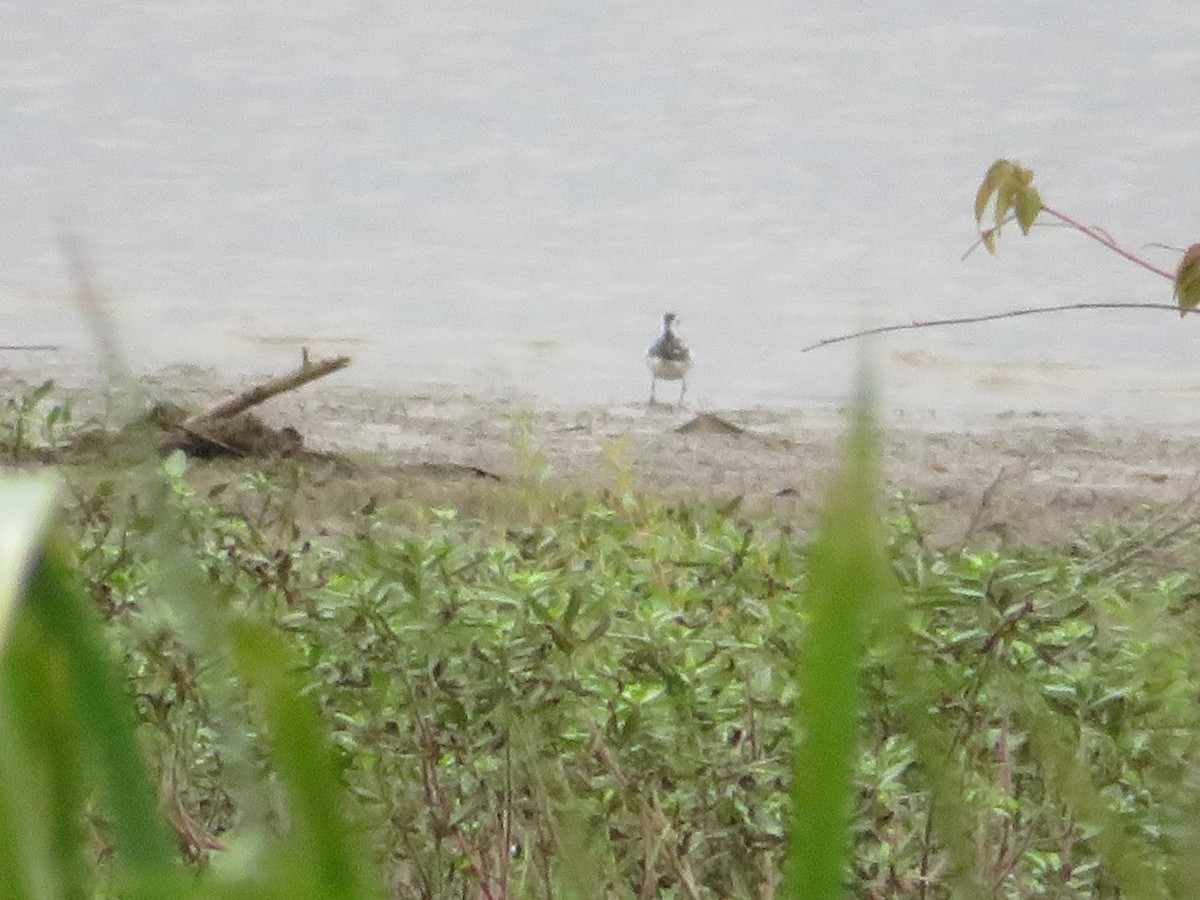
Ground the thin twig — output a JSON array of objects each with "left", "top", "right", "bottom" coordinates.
[
  {"left": 860, "top": 190, "right": 1184, "bottom": 354},
  {"left": 0, "top": 345, "right": 61, "bottom": 351},
  {"left": 918, "top": 813, "right": 934, "bottom": 900},
  {"left": 1143, "top": 241, "right": 1186, "bottom": 255},
  {"left": 1092, "top": 514, "right": 1200, "bottom": 580},
  {"left": 960, "top": 216, "right": 1075, "bottom": 260},
  {"left": 961, "top": 465, "right": 1023, "bottom": 547},
  {"left": 962, "top": 207, "right": 1177, "bottom": 281},
  {"left": 1040, "top": 205, "right": 1175, "bottom": 281},
  {"left": 58, "top": 228, "right": 127, "bottom": 376},
  {"left": 1082, "top": 470, "right": 1200, "bottom": 578},
  {"left": 801, "top": 302, "right": 1189, "bottom": 353},
  {"left": 57, "top": 227, "right": 144, "bottom": 426}
]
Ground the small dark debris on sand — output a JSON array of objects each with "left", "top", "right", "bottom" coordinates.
[
  {"left": 61, "top": 402, "right": 316, "bottom": 463},
  {"left": 676, "top": 413, "right": 745, "bottom": 435},
  {"left": 398, "top": 461, "right": 502, "bottom": 482},
  {"left": 156, "top": 404, "right": 306, "bottom": 459}
]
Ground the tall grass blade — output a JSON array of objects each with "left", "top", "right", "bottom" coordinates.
[
  {"left": 0, "top": 474, "right": 59, "bottom": 651},
  {"left": 143, "top": 459, "right": 378, "bottom": 897},
  {"left": 228, "top": 621, "right": 370, "bottom": 898},
  {"left": 1002, "top": 670, "right": 1169, "bottom": 899},
  {"left": 0, "top": 475, "right": 65, "bottom": 900},
  {"left": 783, "top": 392, "right": 888, "bottom": 897},
  {"left": 24, "top": 544, "right": 181, "bottom": 884},
  {"left": 2, "top": 615, "right": 90, "bottom": 900},
  {"left": 1, "top": 473, "right": 182, "bottom": 895},
  {"left": 879, "top": 647, "right": 988, "bottom": 897}
]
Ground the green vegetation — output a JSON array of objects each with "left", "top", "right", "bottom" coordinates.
[
  {"left": 5, "top": 378, "right": 1200, "bottom": 897},
  {"left": 1, "top": 378, "right": 72, "bottom": 463}
]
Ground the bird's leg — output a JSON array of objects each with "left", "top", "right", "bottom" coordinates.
[
  {"left": 649, "top": 376, "right": 657, "bottom": 405},
  {"left": 678, "top": 378, "right": 687, "bottom": 408}
]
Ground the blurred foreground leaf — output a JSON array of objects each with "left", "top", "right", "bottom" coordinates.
[
  {"left": 784, "top": 388, "right": 890, "bottom": 896},
  {"left": 0, "top": 474, "right": 59, "bottom": 650},
  {"left": 1, "top": 472, "right": 182, "bottom": 898}
]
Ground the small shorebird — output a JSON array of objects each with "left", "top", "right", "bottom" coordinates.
[{"left": 646, "top": 311, "right": 692, "bottom": 406}]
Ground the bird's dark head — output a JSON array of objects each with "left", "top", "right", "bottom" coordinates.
[{"left": 663, "top": 312, "right": 678, "bottom": 328}]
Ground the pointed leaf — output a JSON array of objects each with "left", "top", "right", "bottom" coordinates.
[
  {"left": 29, "top": 380, "right": 56, "bottom": 406},
  {"left": 784, "top": 384, "right": 890, "bottom": 896},
  {"left": 973, "top": 159, "right": 1039, "bottom": 250},
  {"left": 1015, "top": 187, "right": 1042, "bottom": 234},
  {"left": 1174, "top": 243, "right": 1200, "bottom": 315},
  {"left": 0, "top": 474, "right": 60, "bottom": 653},
  {"left": 24, "top": 544, "right": 181, "bottom": 882},
  {"left": 994, "top": 180, "right": 1017, "bottom": 230},
  {"left": 974, "top": 160, "right": 1013, "bottom": 223}
]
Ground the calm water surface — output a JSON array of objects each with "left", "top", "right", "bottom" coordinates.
[{"left": 4, "top": 2, "right": 1200, "bottom": 425}]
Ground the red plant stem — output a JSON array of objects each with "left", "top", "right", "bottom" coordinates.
[{"left": 1040, "top": 204, "right": 1175, "bottom": 281}]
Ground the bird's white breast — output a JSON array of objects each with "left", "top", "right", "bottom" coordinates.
[{"left": 646, "top": 354, "right": 691, "bottom": 381}]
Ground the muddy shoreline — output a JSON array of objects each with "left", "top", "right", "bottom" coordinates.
[{"left": 5, "top": 365, "right": 1199, "bottom": 547}]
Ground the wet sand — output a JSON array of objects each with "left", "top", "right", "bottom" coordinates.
[
  {"left": 165, "top": 369, "right": 1200, "bottom": 547},
  {"left": 4, "top": 365, "right": 1199, "bottom": 548}
]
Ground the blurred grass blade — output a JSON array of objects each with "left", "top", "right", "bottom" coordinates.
[
  {"left": 880, "top": 647, "right": 987, "bottom": 897},
  {"left": 1, "top": 473, "right": 180, "bottom": 895},
  {"left": 145, "top": 473, "right": 378, "bottom": 898},
  {"left": 2, "top": 615, "right": 90, "bottom": 900},
  {"left": 784, "top": 393, "right": 889, "bottom": 897},
  {"left": 229, "top": 621, "right": 370, "bottom": 898},
  {"left": 1003, "top": 670, "right": 1168, "bottom": 899},
  {"left": 0, "top": 474, "right": 68, "bottom": 900},
  {"left": 0, "top": 663, "right": 57, "bottom": 900},
  {"left": 0, "top": 474, "right": 60, "bottom": 651},
  {"left": 24, "top": 544, "right": 181, "bottom": 887}
]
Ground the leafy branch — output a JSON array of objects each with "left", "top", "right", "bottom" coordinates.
[{"left": 803, "top": 158, "right": 1200, "bottom": 352}]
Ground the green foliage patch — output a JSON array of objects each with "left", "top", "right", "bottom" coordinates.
[
  {"left": 1, "top": 440, "right": 1193, "bottom": 897},
  {"left": 5, "top": 372, "right": 1200, "bottom": 896}
]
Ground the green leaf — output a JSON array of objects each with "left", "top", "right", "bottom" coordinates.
[
  {"left": 784, "top": 381, "right": 890, "bottom": 897},
  {"left": 1015, "top": 186, "right": 1042, "bottom": 234},
  {"left": 1002, "top": 670, "right": 1170, "bottom": 899},
  {"left": 973, "top": 159, "right": 1039, "bottom": 250},
  {"left": 23, "top": 542, "right": 182, "bottom": 891},
  {"left": 1173, "top": 243, "right": 1200, "bottom": 315},
  {"left": 994, "top": 180, "right": 1017, "bottom": 231},
  {"left": 2, "top": 615, "right": 88, "bottom": 900},
  {"left": 974, "top": 159, "right": 1013, "bottom": 224},
  {"left": 0, "top": 474, "right": 60, "bottom": 652},
  {"left": 163, "top": 449, "right": 188, "bottom": 479},
  {"left": 28, "top": 380, "right": 55, "bottom": 407},
  {"left": 230, "top": 621, "right": 371, "bottom": 897}
]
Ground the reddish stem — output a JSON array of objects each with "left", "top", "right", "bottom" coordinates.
[{"left": 1040, "top": 205, "right": 1176, "bottom": 281}]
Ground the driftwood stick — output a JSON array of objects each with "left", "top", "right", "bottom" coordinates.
[
  {"left": 0, "top": 345, "right": 61, "bottom": 351},
  {"left": 182, "top": 353, "right": 350, "bottom": 428}
]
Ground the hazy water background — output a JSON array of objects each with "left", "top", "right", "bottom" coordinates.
[{"left": 4, "top": 1, "right": 1200, "bottom": 425}]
